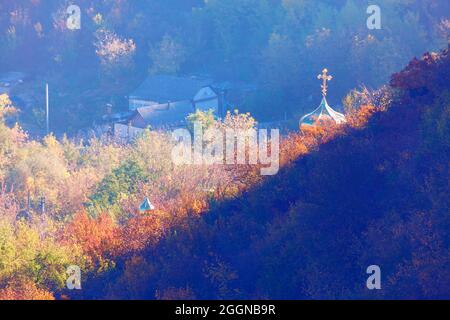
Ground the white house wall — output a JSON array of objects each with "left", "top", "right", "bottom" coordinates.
[{"left": 195, "top": 99, "right": 219, "bottom": 113}]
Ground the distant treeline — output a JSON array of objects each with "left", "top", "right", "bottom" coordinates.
[{"left": 0, "top": 0, "right": 448, "bottom": 130}]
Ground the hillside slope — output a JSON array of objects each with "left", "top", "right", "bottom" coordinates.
[{"left": 78, "top": 48, "right": 449, "bottom": 300}]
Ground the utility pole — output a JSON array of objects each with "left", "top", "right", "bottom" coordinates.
[{"left": 46, "top": 83, "right": 49, "bottom": 135}]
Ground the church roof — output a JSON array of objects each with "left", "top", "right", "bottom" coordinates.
[
  {"left": 300, "top": 97, "right": 346, "bottom": 127},
  {"left": 139, "top": 197, "right": 155, "bottom": 213},
  {"left": 300, "top": 68, "right": 346, "bottom": 128}
]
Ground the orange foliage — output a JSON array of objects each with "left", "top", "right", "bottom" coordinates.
[
  {"left": 63, "top": 212, "right": 119, "bottom": 266},
  {"left": 0, "top": 280, "right": 55, "bottom": 300},
  {"left": 279, "top": 103, "right": 382, "bottom": 167},
  {"left": 59, "top": 90, "right": 385, "bottom": 282},
  {"left": 118, "top": 215, "right": 165, "bottom": 254},
  {"left": 346, "top": 105, "right": 378, "bottom": 128}
]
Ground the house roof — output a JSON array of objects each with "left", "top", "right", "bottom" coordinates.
[
  {"left": 135, "top": 100, "right": 194, "bottom": 128},
  {"left": 130, "top": 75, "right": 213, "bottom": 102},
  {"left": 213, "top": 81, "right": 258, "bottom": 92},
  {"left": 0, "top": 72, "right": 26, "bottom": 83},
  {"left": 0, "top": 72, "right": 26, "bottom": 94}
]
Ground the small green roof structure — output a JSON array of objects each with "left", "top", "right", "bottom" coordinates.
[
  {"left": 139, "top": 197, "right": 155, "bottom": 213},
  {"left": 300, "top": 68, "right": 346, "bottom": 128}
]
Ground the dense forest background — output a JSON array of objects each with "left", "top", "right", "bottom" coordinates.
[
  {"left": 0, "top": 0, "right": 449, "bottom": 133},
  {"left": 0, "top": 0, "right": 449, "bottom": 300}
]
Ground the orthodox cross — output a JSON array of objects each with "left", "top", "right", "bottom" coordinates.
[{"left": 318, "top": 68, "right": 333, "bottom": 97}]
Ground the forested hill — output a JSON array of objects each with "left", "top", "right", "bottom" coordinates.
[{"left": 75, "top": 48, "right": 449, "bottom": 300}]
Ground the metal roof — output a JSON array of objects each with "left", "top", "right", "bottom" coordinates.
[
  {"left": 135, "top": 101, "right": 194, "bottom": 128},
  {"left": 130, "top": 75, "right": 212, "bottom": 102}
]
